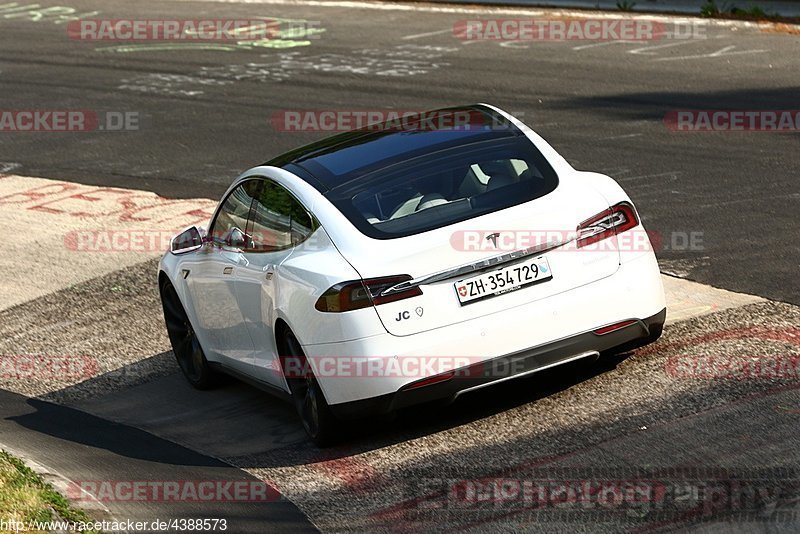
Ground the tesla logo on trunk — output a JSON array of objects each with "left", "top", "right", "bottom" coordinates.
[{"left": 486, "top": 232, "right": 500, "bottom": 247}]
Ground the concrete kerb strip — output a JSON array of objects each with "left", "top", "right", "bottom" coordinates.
[
  {"left": 172, "top": 0, "right": 800, "bottom": 31},
  {"left": 0, "top": 174, "right": 217, "bottom": 311}
]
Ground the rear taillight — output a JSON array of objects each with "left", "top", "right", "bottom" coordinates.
[
  {"left": 576, "top": 201, "right": 639, "bottom": 248},
  {"left": 315, "top": 275, "right": 422, "bottom": 313},
  {"left": 594, "top": 319, "right": 637, "bottom": 335},
  {"left": 402, "top": 370, "right": 455, "bottom": 391}
]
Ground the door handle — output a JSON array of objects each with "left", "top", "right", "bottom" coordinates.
[{"left": 223, "top": 266, "right": 233, "bottom": 275}]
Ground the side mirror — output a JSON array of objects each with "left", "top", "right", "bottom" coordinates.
[
  {"left": 225, "top": 227, "right": 254, "bottom": 250},
  {"left": 170, "top": 226, "right": 205, "bottom": 254}
]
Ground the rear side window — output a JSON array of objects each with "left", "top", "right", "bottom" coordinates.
[
  {"left": 209, "top": 180, "right": 260, "bottom": 244},
  {"left": 326, "top": 137, "right": 558, "bottom": 239},
  {"left": 248, "top": 180, "right": 314, "bottom": 251}
]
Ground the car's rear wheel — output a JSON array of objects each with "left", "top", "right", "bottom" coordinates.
[
  {"left": 283, "top": 331, "right": 339, "bottom": 447},
  {"left": 160, "top": 279, "right": 217, "bottom": 390}
]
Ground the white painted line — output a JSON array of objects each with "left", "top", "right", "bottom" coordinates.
[
  {"left": 403, "top": 28, "right": 456, "bottom": 40},
  {"left": 698, "top": 192, "right": 800, "bottom": 209},
  {"left": 598, "top": 133, "right": 643, "bottom": 140},
  {"left": 572, "top": 40, "right": 637, "bottom": 51},
  {"left": 627, "top": 39, "right": 701, "bottom": 55},
  {"left": 0, "top": 162, "right": 21, "bottom": 176},
  {"left": 654, "top": 44, "right": 768, "bottom": 60}
]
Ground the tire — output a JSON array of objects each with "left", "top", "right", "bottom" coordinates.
[
  {"left": 160, "top": 279, "right": 218, "bottom": 390},
  {"left": 282, "top": 331, "right": 339, "bottom": 447}
]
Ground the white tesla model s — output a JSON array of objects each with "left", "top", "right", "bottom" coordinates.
[{"left": 159, "top": 104, "right": 665, "bottom": 445}]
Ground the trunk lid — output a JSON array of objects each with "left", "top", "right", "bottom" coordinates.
[{"left": 345, "top": 179, "right": 619, "bottom": 336}]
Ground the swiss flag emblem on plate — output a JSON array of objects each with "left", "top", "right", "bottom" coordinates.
[{"left": 457, "top": 285, "right": 468, "bottom": 297}]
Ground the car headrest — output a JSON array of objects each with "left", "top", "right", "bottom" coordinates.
[
  {"left": 416, "top": 194, "right": 448, "bottom": 211},
  {"left": 486, "top": 172, "right": 517, "bottom": 191}
]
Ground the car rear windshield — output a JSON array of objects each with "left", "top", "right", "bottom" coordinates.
[{"left": 324, "top": 136, "right": 559, "bottom": 239}]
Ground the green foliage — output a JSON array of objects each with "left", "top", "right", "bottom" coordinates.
[
  {"left": 701, "top": 0, "right": 778, "bottom": 18},
  {"left": 0, "top": 450, "right": 100, "bottom": 532}
]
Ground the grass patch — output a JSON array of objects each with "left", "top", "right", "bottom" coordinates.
[
  {"left": 0, "top": 450, "right": 100, "bottom": 533},
  {"left": 700, "top": 0, "right": 791, "bottom": 20}
]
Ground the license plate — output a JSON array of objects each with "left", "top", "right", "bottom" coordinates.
[{"left": 454, "top": 256, "right": 553, "bottom": 305}]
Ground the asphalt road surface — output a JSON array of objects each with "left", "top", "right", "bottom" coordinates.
[
  {"left": 1, "top": 0, "right": 799, "bottom": 532},
  {"left": 1, "top": 259, "right": 798, "bottom": 531},
  {"left": 0, "top": 389, "right": 316, "bottom": 532},
  {"left": 0, "top": 0, "right": 798, "bottom": 303}
]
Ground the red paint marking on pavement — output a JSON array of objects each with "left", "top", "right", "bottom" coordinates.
[
  {"left": 0, "top": 180, "right": 216, "bottom": 229},
  {"left": 30, "top": 188, "right": 148, "bottom": 218},
  {"left": 309, "top": 451, "right": 383, "bottom": 494},
  {"left": 0, "top": 182, "right": 79, "bottom": 204},
  {"left": 639, "top": 326, "right": 800, "bottom": 358}
]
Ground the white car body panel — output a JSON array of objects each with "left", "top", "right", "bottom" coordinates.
[
  {"left": 307, "top": 252, "right": 664, "bottom": 405},
  {"left": 331, "top": 176, "right": 620, "bottom": 337},
  {"left": 159, "top": 104, "right": 666, "bottom": 416}
]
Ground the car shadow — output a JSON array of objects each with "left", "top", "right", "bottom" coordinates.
[
  {"left": 5, "top": 346, "right": 633, "bottom": 468},
  {"left": 310, "top": 351, "right": 634, "bottom": 463},
  {"left": 547, "top": 86, "right": 800, "bottom": 125}
]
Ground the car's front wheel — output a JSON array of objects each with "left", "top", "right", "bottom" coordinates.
[
  {"left": 282, "top": 331, "right": 339, "bottom": 447},
  {"left": 160, "top": 279, "right": 218, "bottom": 390}
]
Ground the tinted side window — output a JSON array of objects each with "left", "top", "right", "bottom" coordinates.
[
  {"left": 249, "top": 181, "right": 314, "bottom": 252},
  {"left": 210, "top": 180, "right": 260, "bottom": 245}
]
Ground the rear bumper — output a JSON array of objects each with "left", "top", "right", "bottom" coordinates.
[
  {"left": 329, "top": 307, "right": 665, "bottom": 418},
  {"left": 304, "top": 250, "right": 665, "bottom": 411}
]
